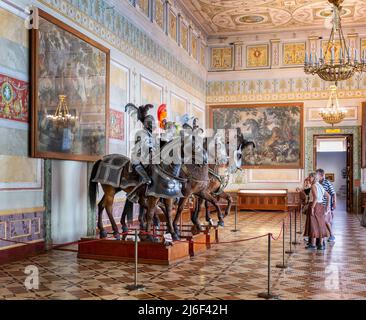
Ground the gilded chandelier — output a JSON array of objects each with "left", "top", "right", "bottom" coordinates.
[
  {"left": 304, "top": 0, "right": 366, "bottom": 84},
  {"left": 47, "top": 95, "right": 77, "bottom": 128},
  {"left": 319, "top": 85, "right": 346, "bottom": 126}
]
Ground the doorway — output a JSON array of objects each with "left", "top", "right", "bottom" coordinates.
[{"left": 313, "top": 135, "right": 353, "bottom": 213}]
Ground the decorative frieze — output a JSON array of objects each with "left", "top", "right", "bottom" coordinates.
[{"left": 38, "top": 0, "right": 206, "bottom": 100}]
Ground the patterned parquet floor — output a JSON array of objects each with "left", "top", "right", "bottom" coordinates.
[{"left": 1, "top": 201, "right": 366, "bottom": 300}]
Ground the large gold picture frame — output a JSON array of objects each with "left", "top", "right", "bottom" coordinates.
[
  {"left": 209, "top": 103, "right": 304, "bottom": 169},
  {"left": 30, "top": 10, "right": 110, "bottom": 162}
]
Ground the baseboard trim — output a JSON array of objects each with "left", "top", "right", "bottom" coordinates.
[{"left": 0, "top": 241, "right": 45, "bottom": 265}]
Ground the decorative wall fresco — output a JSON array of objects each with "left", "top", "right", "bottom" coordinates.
[
  {"left": 207, "top": 74, "right": 366, "bottom": 103},
  {"left": 191, "top": 104, "right": 205, "bottom": 129},
  {"left": 361, "top": 39, "right": 366, "bottom": 55},
  {"left": 283, "top": 42, "right": 306, "bottom": 66},
  {"left": 38, "top": 0, "right": 206, "bottom": 101},
  {"left": 109, "top": 109, "right": 124, "bottom": 141},
  {"left": 181, "top": 23, "right": 189, "bottom": 52},
  {"left": 141, "top": 77, "right": 163, "bottom": 108},
  {"left": 0, "top": 156, "right": 42, "bottom": 190},
  {"left": 307, "top": 106, "right": 358, "bottom": 122},
  {"left": 110, "top": 62, "right": 128, "bottom": 109},
  {"left": 155, "top": 0, "right": 165, "bottom": 30},
  {"left": 0, "top": 74, "right": 28, "bottom": 123},
  {"left": 109, "top": 61, "right": 128, "bottom": 155},
  {"left": 0, "top": 8, "right": 29, "bottom": 77},
  {"left": 138, "top": 0, "right": 150, "bottom": 17},
  {"left": 171, "top": 93, "right": 187, "bottom": 122},
  {"left": 192, "top": 35, "right": 198, "bottom": 60},
  {"left": 246, "top": 45, "right": 269, "bottom": 68},
  {"left": 201, "top": 45, "right": 206, "bottom": 66},
  {"left": 210, "top": 47, "right": 233, "bottom": 71},
  {"left": 211, "top": 103, "right": 303, "bottom": 168},
  {"left": 140, "top": 76, "right": 163, "bottom": 121},
  {"left": 169, "top": 10, "right": 177, "bottom": 42},
  {"left": 322, "top": 40, "right": 342, "bottom": 61}
]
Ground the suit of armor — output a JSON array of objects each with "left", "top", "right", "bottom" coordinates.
[{"left": 130, "top": 115, "right": 156, "bottom": 186}]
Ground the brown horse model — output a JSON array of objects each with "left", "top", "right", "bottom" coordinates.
[
  {"left": 192, "top": 133, "right": 256, "bottom": 227},
  {"left": 88, "top": 158, "right": 181, "bottom": 241},
  {"left": 172, "top": 131, "right": 229, "bottom": 237}
]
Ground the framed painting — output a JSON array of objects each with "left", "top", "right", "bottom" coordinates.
[
  {"left": 30, "top": 10, "right": 110, "bottom": 161},
  {"left": 209, "top": 103, "right": 304, "bottom": 169},
  {"left": 325, "top": 173, "right": 335, "bottom": 182}
]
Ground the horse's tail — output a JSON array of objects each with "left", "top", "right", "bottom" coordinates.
[{"left": 89, "top": 159, "right": 102, "bottom": 212}]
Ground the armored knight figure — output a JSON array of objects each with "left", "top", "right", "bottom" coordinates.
[{"left": 130, "top": 114, "right": 156, "bottom": 185}]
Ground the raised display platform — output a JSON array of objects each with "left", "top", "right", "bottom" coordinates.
[
  {"left": 78, "top": 226, "right": 219, "bottom": 265},
  {"left": 78, "top": 237, "right": 190, "bottom": 265}
]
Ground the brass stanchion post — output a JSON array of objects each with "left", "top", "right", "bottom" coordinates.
[
  {"left": 258, "top": 234, "right": 279, "bottom": 299},
  {"left": 231, "top": 200, "right": 240, "bottom": 233},
  {"left": 126, "top": 229, "right": 145, "bottom": 291},
  {"left": 285, "top": 211, "right": 294, "bottom": 254},
  {"left": 276, "top": 221, "right": 288, "bottom": 269},
  {"left": 292, "top": 208, "right": 301, "bottom": 245},
  {"left": 297, "top": 205, "right": 303, "bottom": 235}
]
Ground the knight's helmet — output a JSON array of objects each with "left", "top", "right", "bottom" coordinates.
[
  {"left": 125, "top": 103, "right": 155, "bottom": 126},
  {"left": 143, "top": 114, "right": 156, "bottom": 133}
]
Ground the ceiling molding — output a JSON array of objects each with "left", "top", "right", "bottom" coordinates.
[{"left": 178, "top": 0, "right": 366, "bottom": 38}]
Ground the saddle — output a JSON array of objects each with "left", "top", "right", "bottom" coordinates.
[{"left": 92, "top": 154, "right": 138, "bottom": 188}]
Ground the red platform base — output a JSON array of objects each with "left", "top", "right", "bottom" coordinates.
[
  {"left": 77, "top": 238, "right": 190, "bottom": 265},
  {"left": 78, "top": 227, "right": 219, "bottom": 265},
  {"left": 181, "top": 226, "right": 218, "bottom": 256}
]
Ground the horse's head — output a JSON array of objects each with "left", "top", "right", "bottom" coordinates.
[
  {"left": 226, "top": 134, "right": 256, "bottom": 173},
  {"left": 212, "top": 132, "right": 229, "bottom": 166}
]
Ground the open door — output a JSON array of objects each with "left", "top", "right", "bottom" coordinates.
[
  {"left": 346, "top": 135, "right": 353, "bottom": 213},
  {"left": 314, "top": 134, "right": 353, "bottom": 213}
]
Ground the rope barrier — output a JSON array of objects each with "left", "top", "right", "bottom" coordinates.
[
  {"left": 0, "top": 206, "right": 293, "bottom": 257},
  {"left": 0, "top": 210, "right": 291, "bottom": 249},
  {"left": 0, "top": 208, "right": 296, "bottom": 298},
  {"left": 271, "top": 223, "right": 284, "bottom": 241}
]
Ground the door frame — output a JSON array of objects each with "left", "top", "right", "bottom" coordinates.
[{"left": 313, "top": 134, "right": 353, "bottom": 213}]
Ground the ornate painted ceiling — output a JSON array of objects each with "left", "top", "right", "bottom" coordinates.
[{"left": 178, "top": 0, "right": 366, "bottom": 36}]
